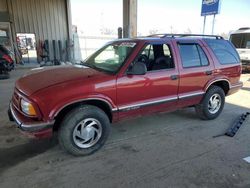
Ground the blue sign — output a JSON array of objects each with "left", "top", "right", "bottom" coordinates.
[{"left": 201, "top": 0, "right": 220, "bottom": 16}]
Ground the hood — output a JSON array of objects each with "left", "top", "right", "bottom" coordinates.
[{"left": 16, "top": 65, "right": 107, "bottom": 96}]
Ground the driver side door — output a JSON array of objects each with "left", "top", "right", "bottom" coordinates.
[{"left": 116, "top": 42, "right": 179, "bottom": 119}]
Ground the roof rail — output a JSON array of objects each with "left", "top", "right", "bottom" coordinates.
[
  {"left": 147, "top": 34, "right": 224, "bottom": 40},
  {"left": 238, "top": 27, "right": 250, "bottom": 30}
]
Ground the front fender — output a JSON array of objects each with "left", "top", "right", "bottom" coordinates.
[{"left": 49, "top": 94, "right": 117, "bottom": 120}]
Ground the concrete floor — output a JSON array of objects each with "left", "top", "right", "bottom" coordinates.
[{"left": 0, "top": 69, "right": 250, "bottom": 188}]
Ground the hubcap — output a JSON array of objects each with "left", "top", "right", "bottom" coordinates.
[
  {"left": 73, "top": 118, "right": 102, "bottom": 148},
  {"left": 208, "top": 93, "right": 221, "bottom": 114}
]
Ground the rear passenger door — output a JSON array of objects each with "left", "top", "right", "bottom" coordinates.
[{"left": 175, "top": 40, "right": 214, "bottom": 107}]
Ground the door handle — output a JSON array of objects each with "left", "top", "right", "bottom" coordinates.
[
  {"left": 170, "top": 75, "right": 179, "bottom": 80},
  {"left": 205, "top": 70, "right": 213, "bottom": 75}
]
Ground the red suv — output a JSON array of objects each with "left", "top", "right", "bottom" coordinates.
[{"left": 8, "top": 34, "right": 242, "bottom": 156}]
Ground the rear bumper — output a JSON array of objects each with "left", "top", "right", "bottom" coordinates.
[
  {"left": 8, "top": 102, "right": 54, "bottom": 133},
  {"left": 227, "top": 82, "right": 243, "bottom": 95}
]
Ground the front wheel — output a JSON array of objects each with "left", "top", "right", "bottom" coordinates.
[
  {"left": 195, "top": 85, "right": 225, "bottom": 120},
  {"left": 58, "top": 105, "right": 110, "bottom": 156}
]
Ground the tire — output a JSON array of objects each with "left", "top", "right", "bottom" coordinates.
[
  {"left": 195, "top": 85, "right": 225, "bottom": 120},
  {"left": 58, "top": 105, "right": 110, "bottom": 156}
]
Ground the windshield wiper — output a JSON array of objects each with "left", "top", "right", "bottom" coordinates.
[
  {"left": 80, "top": 61, "right": 113, "bottom": 74},
  {"left": 80, "top": 61, "right": 94, "bottom": 68}
]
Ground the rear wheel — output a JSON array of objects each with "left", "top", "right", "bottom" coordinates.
[
  {"left": 195, "top": 85, "right": 225, "bottom": 120},
  {"left": 58, "top": 105, "right": 110, "bottom": 156}
]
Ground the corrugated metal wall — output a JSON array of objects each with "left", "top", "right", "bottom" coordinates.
[
  {"left": 0, "top": 0, "right": 9, "bottom": 22},
  {"left": 0, "top": 0, "right": 7, "bottom": 11},
  {"left": 7, "top": 0, "right": 69, "bottom": 60}
]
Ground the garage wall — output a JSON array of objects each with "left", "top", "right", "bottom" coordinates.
[
  {"left": 7, "top": 0, "right": 69, "bottom": 60},
  {"left": 0, "top": 0, "right": 9, "bottom": 22},
  {"left": 0, "top": 0, "right": 7, "bottom": 11}
]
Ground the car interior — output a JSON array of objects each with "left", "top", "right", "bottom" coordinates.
[{"left": 137, "top": 44, "right": 175, "bottom": 71}]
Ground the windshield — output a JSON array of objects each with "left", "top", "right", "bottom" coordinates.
[
  {"left": 230, "top": 33, "right": 250, "bottom": 49},
  {"left": 83, "top": 41, "right": 137, "bottom": 73}
]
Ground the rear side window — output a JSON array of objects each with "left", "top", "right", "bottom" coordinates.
[
  {"left": 205, "top": 39, "right": 240, "bottom": 65},
  {"left": 178, "top": 44, "right": 209, "bottom": 68}
]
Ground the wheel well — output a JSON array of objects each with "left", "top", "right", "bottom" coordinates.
[
  {"left": 208, "top": 80, "right": 230, "bottom": 95},
  {"left": 53, "top": 100, "right": 113, "bottom": 131}
]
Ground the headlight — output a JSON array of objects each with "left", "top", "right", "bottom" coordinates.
[{"left": 20, "top": 99, "right": 37, "bottom": 116}]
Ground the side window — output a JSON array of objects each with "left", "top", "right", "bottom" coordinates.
[
  {"left": 205, "top": 39, "right": 240, "bottom": 64},
  {"left": 178, "top": 44, "right": 209, "bottom": 68},
  {"left": 163, "top": 44, "right": 171, "bottom": 56},
  {"left": 136, "top": 44, "right": 175, "bottom": 71},
  {"left": 140, "top": 44, "right": 154, "bottom": 61},
  {"left": 197, "top": 45, "right": 209, "bottom": 66}
]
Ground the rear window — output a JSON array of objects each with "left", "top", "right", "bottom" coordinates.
[{"left": 205, "top": 39, "right": 240, "bottom": 65}]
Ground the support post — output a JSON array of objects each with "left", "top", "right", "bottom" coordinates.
[
  {"left": 212, "top": 14, "right": 216, "bottom": 34},
  {"left": 66, "top": 0, "right": 73, "bottom": 61},
  {"left": 118, "top": 27, "right": 123, "bottom": 38},
  {"left": 123, "top": 0, "right": 137, "bottom": 38},
  {"left": 123, "top": 0, "right": 129, "bottom": 38},
  {"left": 202, "top": 16, "right": 206, "bottom": 34}
]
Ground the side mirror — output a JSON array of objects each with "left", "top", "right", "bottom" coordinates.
[{"left": 127, "top": 62, "right": 147, "bottom": 75}]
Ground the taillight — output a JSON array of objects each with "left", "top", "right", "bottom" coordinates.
[{"left": 2, "top": 54, "right": 13, "bottom": 63}]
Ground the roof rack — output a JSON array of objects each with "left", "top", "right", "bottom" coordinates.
[
  {"left": 147, "top": 34, "right": 224, "bottom": 40},
  {"left": 238, "top": 27, "right": 250, "bottom": 30}
]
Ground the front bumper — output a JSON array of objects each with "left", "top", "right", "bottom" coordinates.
[{"left": 8, "top": 102, "right": 55, "bottom": 133}]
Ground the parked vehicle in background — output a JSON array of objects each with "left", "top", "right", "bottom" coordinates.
[
  {"left": 0, "top": 45, "right": 14, "bottom": 79},
  {"left": 229, "top": 27, "right": 250, "bottom": 72},
  {"left": 8, "top": 34, "right": 242, "bottom": 156}
]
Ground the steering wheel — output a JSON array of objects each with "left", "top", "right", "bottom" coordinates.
[{"left": 138, "top": 54, "right": 149, "bottom": 67}]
